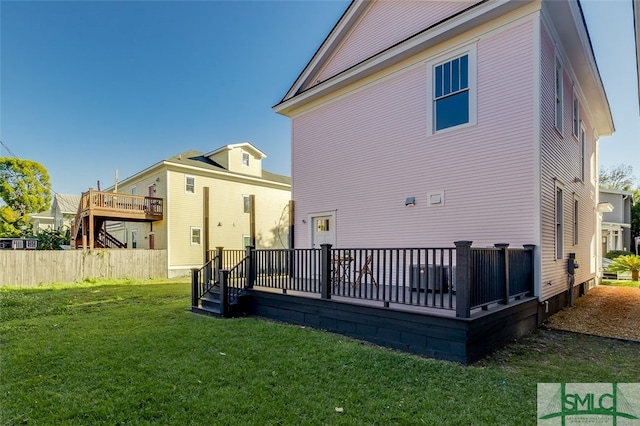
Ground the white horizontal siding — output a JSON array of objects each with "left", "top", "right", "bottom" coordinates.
[
  {"left": 293, "top": 20, "right": 537, "bottom": 251},
  {"left": 539, "top": 22, "right": 598, "bottom": 301}
]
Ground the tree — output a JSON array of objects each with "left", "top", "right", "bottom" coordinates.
[
  {"left": 599, "top": 164, "right": 637, "bottom": 191},
  {"left": 0, "top": 157, "right": 52, "bottom": 237}
]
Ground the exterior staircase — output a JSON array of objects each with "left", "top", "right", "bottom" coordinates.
[
  {"left": 191, "top": 249, "right": 249, "bottom": 317},
  {"left": 70, "top": 188, "right": 163, "bottom": 249}
]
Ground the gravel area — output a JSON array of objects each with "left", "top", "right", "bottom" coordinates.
[{"left": 545, "top": 285, "right": 640, "bottom": 342}]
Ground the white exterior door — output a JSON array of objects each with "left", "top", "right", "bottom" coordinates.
[{"left": 310, "top": 213, "right": 336, "bottom": 248}]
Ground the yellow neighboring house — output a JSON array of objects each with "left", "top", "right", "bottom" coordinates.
[{"left": 106, "top": 142, "right": 291, "bottom": 278}]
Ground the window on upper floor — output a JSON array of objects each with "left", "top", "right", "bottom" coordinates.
[
  {"left": 131, "top": 186, "right": 137, "bottom": 195},
  {"left": 433, "top": 53, "right": 471, "bottom": 132},
  {"left": 185, "top": 176, "right": 195, "bottom": 194},
  {"left": 242, "top": 152, "right": 250, "bottom": 166},
  {"left": 572, "top": 89, "right": 579, "bottom": 138},
  {"left": 555, "top": 57, "right": 563, "bottom": 133}
]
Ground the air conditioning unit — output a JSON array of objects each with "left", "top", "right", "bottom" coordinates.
[{"left": 410, "top": 264, "right": 450, "bottom": 293}]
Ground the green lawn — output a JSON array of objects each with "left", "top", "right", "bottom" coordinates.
[
  {"left": 602, "top": 279, "right": 640, "bottom": 288},
  {"left": 1, "top": 280, "right": 639, "bottom": 425}
]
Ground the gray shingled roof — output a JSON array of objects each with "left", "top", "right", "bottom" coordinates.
[
  {"left": 164, "top": 150, "right": 291, "bottom": 185},
  {"left": 55, "top": 194, "right": 81, "bottom": 214}
]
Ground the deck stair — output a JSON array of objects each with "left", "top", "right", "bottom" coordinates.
[{"left": 191, "top": 251, "right": 248, "bottom": 317}]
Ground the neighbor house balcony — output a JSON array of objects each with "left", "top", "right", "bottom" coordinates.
[
  {"left": 77, "top": 189, "right": 163, "bottom": 222},
  {"left": 71, "top": 189, "right": 163, "bottom": 250}
]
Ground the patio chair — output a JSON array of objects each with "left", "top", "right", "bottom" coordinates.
[{"left": 354, "top": 255, "right": 378, "bottom": 288}]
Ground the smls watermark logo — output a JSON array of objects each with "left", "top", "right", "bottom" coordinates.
[{"left": 538, "top": 383, "right": 640, "bottom": 425}]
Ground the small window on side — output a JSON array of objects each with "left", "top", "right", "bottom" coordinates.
[
  {"left": 191, "top": 227, "right": 201, "bottom": 245},
  {"left": 185, "top": 176, "right": 195, "bottom": 194},
  {"left": 243, "top": 195, "right": 250, "bottom": 214},
  {"left": 242, "top": 153, "right": 250, "bottom": 166}
]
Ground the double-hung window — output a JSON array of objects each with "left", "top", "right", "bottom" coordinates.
[
  {"left": 243, "top": 195, "right": 251, "bottom": 214},
  {"left": 434, "top": 54, "right": 469, "bottom": 131},
  {"left": 580, "top": 124, "right": 586, "bottom": 182},
  {"left": 573, "top": 197, "right": 579, "bottom": 245},
  {"left": 191, "top": 227, "right": 201, "bottom": 245},
  {"left": 556, "top": 184, "right": 564, "bottom": 259},
  {"left": 185, "top": 176, "right": 195, "bottom": 194},
  {"left": 555, "top": 57, "right": 563, "bottom": 133},
  {"left": 429, "top": 46, "right": 476, "bottom": 134},
  {"left": 572, "top": 89, "right": 579, "bottom": 138}
]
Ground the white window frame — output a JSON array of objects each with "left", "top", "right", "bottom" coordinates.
[
  {"left": 243, "top": 195, "right": 250, "bottom": 214},
  {"left": 185, "top": 176, "right": 195, "bottom": 194},
  {"left": 555, "top": 56, "right": 563, "bottom": 134},
  {"left": 190, "top": 227, "right": 202, "bottom": 245},
  {"left": 131, "top": 229, "right": 138, "bottom": 249},
  {"left": 426, "top": 44, "right": 477, "bottom": 135},
  {"left": 555, "top": 182, "right": 564, "bottom": 260},
  {"left": 242, "top": 152, "right": 250, "bottom": 166},
  {"left": 242, "top": 235, "right": 251, "bottom": 249},
  {"left": 573, "top": 195, "right": 579, "bottom": 246},
  {"left": 572, "top": 88, "right": 579, "bottom": 139},
  {"left": 131, "top": 186, "right": 137, "bottom": 195},
  {"left": 579, "top": 122, "right": 586, "bottom": 182}
]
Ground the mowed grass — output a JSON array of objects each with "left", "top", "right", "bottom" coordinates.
[
  {"left": 602, "top": 279, "right": 640, "bottom": 288},
  {"left": 1, "top": 281, "right": 639, "bottom": 425}
]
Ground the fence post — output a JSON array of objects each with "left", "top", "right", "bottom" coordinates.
[
  {"left": 523, "top": 244, "right": 536, "bottom": 295},
  {"left": 219, "top": 269, "right": 229, "bottom": 317},
  {"left": 216, "top": 246, "right": 224, "bottom": 268},
  {"left": 245, "top": 245, "right": 255, "bottom": 289},
  {"left": 320, "top": 243, "right": 332, "bottom": 300},
  {"left": 455, "top": 241, "right": 473, "bottom": 318},
  {"left": 495, "top": 243, "right": 510, "bottom": 305},
  {"left": 191, "top": 268, "right": 200, "bottom": 308}
]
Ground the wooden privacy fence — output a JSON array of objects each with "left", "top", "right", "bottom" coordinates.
[{"left": 0, "top": 249, "right": 168, "bottom": 287}]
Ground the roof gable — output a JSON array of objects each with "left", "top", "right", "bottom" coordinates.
[
  {"left": 53, "top": 194, "right": 81, "bottom": 214},
  {"left": 315, "top": 1, "right": 477, "bottom": 86},
  {"left": 278, "top": 0, "right": 483, "bottom": 105},
  {"left": 204, "top": 142, "right": 266, "bottom": 160}
]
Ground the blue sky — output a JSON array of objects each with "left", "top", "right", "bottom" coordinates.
[{"left": 1, "top": 0, "right": 638, "bottom": 197}]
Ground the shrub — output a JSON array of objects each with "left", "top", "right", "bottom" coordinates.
[
  {"left": 604, "top": 250, "right": 632, "bottom": 260},
  {"left": 608, "top": 255, "right": 640, "bottom": 281}
]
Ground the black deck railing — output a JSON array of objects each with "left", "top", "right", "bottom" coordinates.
[{"left": 193, "top": 241, "right": 535, "bottom": 318}]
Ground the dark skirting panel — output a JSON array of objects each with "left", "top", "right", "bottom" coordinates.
[{"left": 243, "top": 290, "right": 538, "bottom": 364}]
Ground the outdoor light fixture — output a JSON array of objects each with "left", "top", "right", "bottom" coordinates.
[{"left": 405, "top": 197, "right": 416, "bottom": 207}]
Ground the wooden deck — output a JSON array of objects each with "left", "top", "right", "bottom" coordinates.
[
  {"left": 192, "top": 245, "right": 537, "bottom": 364},
  {"left": 71, "top": 189, "right": 164, "bottom": 249},
  {"left": 76, "top": 189, "right": 163, "bottom": 222}
]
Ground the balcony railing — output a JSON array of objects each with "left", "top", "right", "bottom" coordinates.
[{"left": 79, "top": 189, "right": 163, "bottom": 220}]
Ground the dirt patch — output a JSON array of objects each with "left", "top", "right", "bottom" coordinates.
[{"left": 545, "top": 285, "right": 640, "bottom": 342}]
